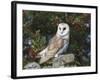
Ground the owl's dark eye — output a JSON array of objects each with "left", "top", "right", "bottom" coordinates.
[
  {"left": 59, "top": 27, "right": 61, "bottom": 30},
  {"left": 63, "top": 27, "right": 66, "bottom": 30}
]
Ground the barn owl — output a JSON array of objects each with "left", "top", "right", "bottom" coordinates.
[{"left": 39, "top": 23, "right": 70, "bottom": 64}]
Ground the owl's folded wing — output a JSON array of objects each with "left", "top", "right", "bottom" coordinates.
[{"left": 39, "top": 36, "right": 64, "bottom": 64}]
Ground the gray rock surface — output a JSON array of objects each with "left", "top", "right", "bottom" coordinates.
[
  {"left": 52, "top": 57, "right": 64, "bottom": 68},
  {"left": 52, "top": 54, "right": 75, "bottom": 68},
  {"left": 61, "top": 54, "right": 75, "bottom": 64},
  {"left": 24, "top": 62, "right": 41, "bottom": 69}
]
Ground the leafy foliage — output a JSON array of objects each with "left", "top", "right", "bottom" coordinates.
[{"left": 31, "top": 30, "right": 46, "bottom": 52}]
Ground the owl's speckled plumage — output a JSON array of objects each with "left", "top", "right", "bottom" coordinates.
[{"left": 39, "top": 23, "right": 70, "bottom": 64}]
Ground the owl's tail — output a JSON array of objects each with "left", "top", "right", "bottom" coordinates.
[
  {"left": 37, "top": 47, "right": 49, "bottom": 64},
  {"left": 39, "top": 55, "right": 52, "bottom": 64}
]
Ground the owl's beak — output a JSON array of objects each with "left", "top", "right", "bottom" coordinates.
[{"left": 61, "top": 32, "right": 63, "bottom": 34}]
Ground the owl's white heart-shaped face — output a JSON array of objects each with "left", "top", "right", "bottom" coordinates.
[{"left": 57, "top": 23, "right": 69, "bottom": 37}]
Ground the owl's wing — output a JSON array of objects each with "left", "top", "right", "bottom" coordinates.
[{"left": 39, "top": 36, "right": 64, "bottom": 64}]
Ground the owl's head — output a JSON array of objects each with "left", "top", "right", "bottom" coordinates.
[{"left": 57, "top": 23, "right": 69, "bottom": 37}]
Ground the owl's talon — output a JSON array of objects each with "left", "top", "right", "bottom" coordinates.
[{"left": 55, "top": 54, "right": 59, "bottom": 57}]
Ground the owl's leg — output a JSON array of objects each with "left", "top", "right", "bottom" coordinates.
[
  {"left": 55, "top": 48, "right": 64, "bottom": 57},
  {"left": 55, "top": 54, "right": 59, "bottom": 57},
  {"left": 38, "top": 47, "right": 47, "bottom": 57},
  {"left": 55, "top": 44, "right": 68, "bottom": 57},
  {"left": 55, "top": 49, "right": 63, "bottom": 57}
]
